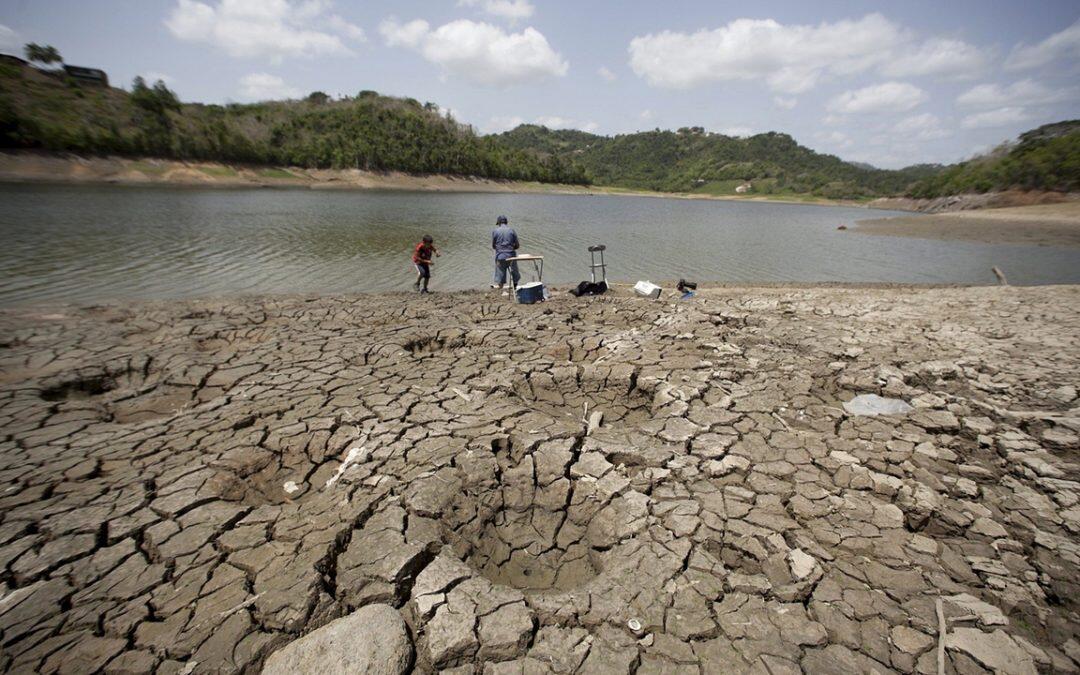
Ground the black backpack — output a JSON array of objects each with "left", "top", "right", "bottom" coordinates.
[{"left": 569, "top": 280, "right": 608, "bottom": 297}]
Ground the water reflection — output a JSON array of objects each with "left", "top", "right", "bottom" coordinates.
[{"left": 1, "top": 184, "right": 1078, "bottom": 306}]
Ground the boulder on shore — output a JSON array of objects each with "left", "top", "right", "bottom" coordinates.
[{"left": 262, "top": 604, "right": 412, "bottom": 675}]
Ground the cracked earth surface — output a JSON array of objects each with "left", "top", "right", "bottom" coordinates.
[{"left": 0, "top": 285, "right": 1078, "bottom": 674}]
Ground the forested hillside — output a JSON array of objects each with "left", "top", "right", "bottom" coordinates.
[
  {"left": 0, "top": 60, "right": 587, "bottom": 184},
  {"left": 3, "top": 56, "right": 1075, "bottom": 199},
  {"left": 496, "top": 124, "right": 943, "bottom": 199},
  {"left": 907, "top": 121, "right": 1080, "bottom": 198}
]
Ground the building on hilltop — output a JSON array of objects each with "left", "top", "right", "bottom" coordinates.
[{"left": 63, "top": 65, "right": 109, "bottom": 87}]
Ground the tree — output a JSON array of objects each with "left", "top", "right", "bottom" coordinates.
[
  {"left": 131, "top": 77, "right": 181, "bottom": 117},
  {"left": 24, "top": 43, "right": 62, "bottom": 68},
  {"left": 130, "top": 76, "right": 181, "bottom": 155},
  {"left": 306, "top": 91, "right": 329, "bottom": 105}
]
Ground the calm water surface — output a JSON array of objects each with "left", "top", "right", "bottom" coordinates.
[{"left": 2, "top": 183, "right": 1078, "bottom": 306}]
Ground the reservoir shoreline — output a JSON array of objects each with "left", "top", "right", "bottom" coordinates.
[{"left": 0, "top": 151, "right": 876, "bottom": 209}]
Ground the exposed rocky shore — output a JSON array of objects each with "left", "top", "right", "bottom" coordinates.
[
  {"left": 868, "top": 191, "right": 1076, "bottom": 214},
  {"left": 0, "top": 285, "right": 1077, "bottom": 674},
  {"left": 855, "top": 203, "right": 1080, "bottom": 248}
]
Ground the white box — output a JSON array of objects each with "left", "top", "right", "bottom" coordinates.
[{"left": 633, "top": 280, "right": 662, "bottom": 299}]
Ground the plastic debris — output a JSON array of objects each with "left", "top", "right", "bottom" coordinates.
[
  {"left": 324, "top": 446, "right": 369, "bottom": 488},
  {"left": 587, "top": 411, "right": 604, "bottom": 436},
  {"left": 283, "top": 481, "right": 301, "bottom": 495},
  {"left": 843, "top": 394, "right": 914, "bottom": 416}
]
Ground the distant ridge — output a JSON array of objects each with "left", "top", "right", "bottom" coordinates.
[
  {"left": 495, "top": 124, "right": 942, "bottom": 199},
  {"left": 907, "top": 120, "right": 1080, "bottom": 198}
]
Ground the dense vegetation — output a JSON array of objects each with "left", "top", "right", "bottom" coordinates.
[
  {"left": 496, "top": 124, "right": 943, "bottom": 199},
  {"left": 0, "top": 60, "right": 587, "bottom": 184},
  {"left": 2, "top": 53, "right": 1076, "bottom": 198},
  {"left": 907, "top": 121, "right": 1080, "bottom": 198}
]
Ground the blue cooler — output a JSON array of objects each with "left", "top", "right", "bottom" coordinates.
[{"left": 516, "top": 282, "right": 545, "bottom": 304}]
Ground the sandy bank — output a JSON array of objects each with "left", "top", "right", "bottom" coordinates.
[
  {"left": 0, "top": 285, "right": 1077, "bottom": 673},
  {"left": 0, "top": 151, "right": 864, "bottom": 207},
  {"left": 854, "top": 202, "right": 1080, "bottom": 248}
]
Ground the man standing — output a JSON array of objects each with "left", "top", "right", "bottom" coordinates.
[{"left": 491, "top": 215, "right": 520, "bottom": 295}]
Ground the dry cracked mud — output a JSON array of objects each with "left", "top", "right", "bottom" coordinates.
[{"left": 0, "top": 285, "right": 1078, "bottom": 674}]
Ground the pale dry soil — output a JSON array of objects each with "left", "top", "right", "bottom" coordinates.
[
  {"left": 855, "top": 203, "right": 1080, "bottom": 248},
  {"left": 0, "top": 152, "right": 863, "bottom": 206},
  {"left": 0, "top": 285, "right": 1078, "bottom": 674}
]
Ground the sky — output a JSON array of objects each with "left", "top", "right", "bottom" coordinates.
[{"left": 1, "top": 0, "right": 1078, "bottom": 168}]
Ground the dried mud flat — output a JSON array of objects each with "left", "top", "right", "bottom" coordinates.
[{"left": 0, "top": 285, "right": 1078, "bottom": 674}]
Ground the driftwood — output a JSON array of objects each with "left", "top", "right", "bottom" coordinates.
[
  {"left": 992, "top": 266, "right": 1009, "bottom": 285},
  {"left": 936, "top": 597, "right": 947, "bottom": 675}
]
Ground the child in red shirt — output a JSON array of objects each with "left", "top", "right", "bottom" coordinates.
[{"left": 412, "top": 235, "right": 441, "bottom": 293}]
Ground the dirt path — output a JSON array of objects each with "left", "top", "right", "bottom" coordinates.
[{"left": 0, "top": 286, "right": 1077, "bottom": 673}]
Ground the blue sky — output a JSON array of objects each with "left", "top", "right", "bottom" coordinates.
[{"left": 1, "top": 0, "right": 1078, "bottom": 168}]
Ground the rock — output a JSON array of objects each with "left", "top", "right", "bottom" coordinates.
[
  {"left": 910, "top": 410, "right": 960, "bottom": 432},
  {"left": 943, "top": 593, "right": 1008, "bottom": 627},
  {"left": 968, "top": 517, "right": 1008, "bottom": 539},
  {"left": 891, "top": 625, "right": 933, "bottom": 655},
  {"left": 262, "top": 604, "right": 411, "bottom": 675},
  {"left": 788, "top": 548, "right": 817, "bottom": 581},
  {"left": 1062, "top": 638, "right": 1080, "bottom": 665},
  {"left": 945, "top": 628, "right": 1037, "bottom": 675},
  {"left": 1049, "top": 385, "right": 1076, "bottom": 404},
  {"left": 478, "top": 602, "right": 534, "bottom": 660}
]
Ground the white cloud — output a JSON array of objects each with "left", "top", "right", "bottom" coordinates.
[
  {"left": 1005, "top": 20, "right": 1080, "bottom": 71},
  {"left": 0, "top": 24, "right": 20, "bottom": 53},
  {"left": 379, "top": 18, "right": 567, "bottom": 86},
  {"left": 165, "top": 0, "right": 364, "bottom": 63},
  {"left": 814, "top": 130, "right": 853, "bottom": 149},
  {"left": 535, "top": 116, "right": 599, "bottom": 132},
  {"left": 628, "top": 14, "right": 906, "bottom": 94},
  {"left": 956, "top": 79, "right": 1071, "bottom": 108},
  {"left": 597, "top": 66, "right": 616, "bottom": 82},
  {"left": 893, "top": 113, "right": 951, "bottom": 141},
  {"left": 719, "top": 126, "right": 756, "bottom": 138},
  {"left": 458, "top": 0, "right": 535, "bottom": 22},
  {"left": 827, "top": 82, "right": 927, "bottom": 114},
  {"left": 487, "top": 114, "right": 597, "bottom": 133},
  {"left": 381, "top": 18, "right": 429, "bottom": 48},
  {"left": 773, "top": 96, "right": 797, "bottom": 109},
  {"left": 238, "top": 72, "right": 301, "bottom": 100},
  {"left": 960, "top": 107, "right": 1031, "bottom": 129},
  {"left": 881, "top": 37, "right": 990, "bottom": 79},
  {"left": 145, "top": 71, "right": 176, "bottom": 85},
  {"left": 487, "top": 115, "right": 526, "bottom": 132}
]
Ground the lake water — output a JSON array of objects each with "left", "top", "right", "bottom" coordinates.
[{"left": 1, "top": 183, "right": 1078, "bottom": 306}]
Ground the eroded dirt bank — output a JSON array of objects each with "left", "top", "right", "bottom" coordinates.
[
  {"left": 0, "top": 152, "right": 866, "bottom": 206},
  {"left": 0, "top": 286, "right": 1078, "bottom": 674}
]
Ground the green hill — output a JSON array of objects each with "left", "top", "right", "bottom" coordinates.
[
  {"left": 495, "top": 124, "right": 943, "bottom": 199},
  {"left": 3, "top": 56, "right": 1075, "bottom": 200},
  {"left": 907, "top": 120, "right": 1080, "bottom": 198},
  {"left": 0, "top": 60, "right": 587, "bottom": 185}
]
